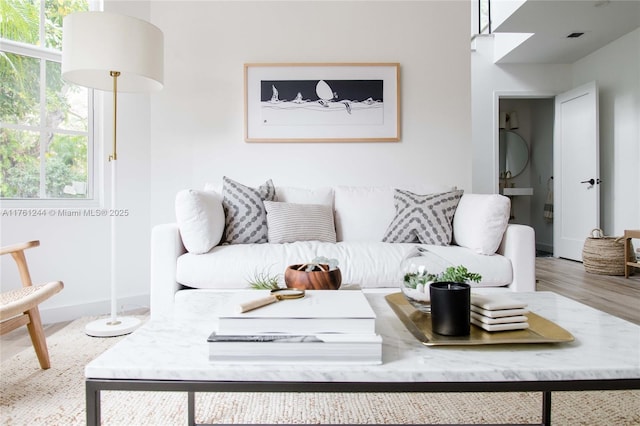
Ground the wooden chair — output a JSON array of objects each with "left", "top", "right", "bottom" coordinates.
[{"left": 1, "top": 240, "right": 64, "bottom": 369}]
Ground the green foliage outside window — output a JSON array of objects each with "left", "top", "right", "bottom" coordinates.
[{"left": 1, "top": 0, "right": 90, "bottom": 199}]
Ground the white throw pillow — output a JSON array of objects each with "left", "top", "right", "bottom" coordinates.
[
  {"left": 175, "top": 189, "right": 225, "bottom": 254},
  {"left": 453, "top": 194, "right": 511, "bottom": 255},
  {"left": 264, "top": 201, "right": 336, "bottom": 243}
]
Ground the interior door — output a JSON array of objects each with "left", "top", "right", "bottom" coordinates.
[{"left": 553, "top": 81, "right": 600, "bottom": 261}]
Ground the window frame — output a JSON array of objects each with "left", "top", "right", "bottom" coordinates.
[{"left": 0, "top": 3, "right": 101, "bottom": 208}]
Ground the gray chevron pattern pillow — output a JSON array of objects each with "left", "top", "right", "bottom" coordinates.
[
  {"left": 382, "top": 189, "right": 464, "bottom": 245},
  {"left": 222, "top": 177, "right": 276, "bottom": 244}
]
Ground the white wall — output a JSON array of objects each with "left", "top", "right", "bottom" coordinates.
[
  {"left": 149, "top": 1, "right": 472, "bottom": 226},
  {"left": 1, "top": 1, "right": 472, "bottom": 323},
  {"left": 571, "top": 28, "right": 640, "bottom": 234}
]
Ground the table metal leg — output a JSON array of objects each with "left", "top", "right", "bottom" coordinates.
[
  {"left": 542, "top": 391, "right": 552, "bottom": 426},
  {"left": 188, "top": 391, "right": 196, "bottom": 426},
  {"left": 85, "top": 381, "right": 101, "bottom": 426}
]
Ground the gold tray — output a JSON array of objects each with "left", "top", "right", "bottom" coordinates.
[{"left": 386, "top": 292, "right": 574, "bottom": 346}]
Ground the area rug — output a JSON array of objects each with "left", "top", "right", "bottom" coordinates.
[{"left": 1, "top": 316, "right": 638, "bottom": 425}]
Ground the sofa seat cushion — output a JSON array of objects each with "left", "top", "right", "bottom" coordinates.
[{"left": 176, "top": 242, "right": 513, "bottom": 289}]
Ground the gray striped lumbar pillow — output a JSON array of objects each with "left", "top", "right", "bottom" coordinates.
[{"left": 264, "top": 201, "right": 337, "bottom": 244}]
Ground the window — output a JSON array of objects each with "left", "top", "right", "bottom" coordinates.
[{"left": 1, "top": 0, "right": 94, "bottom": 201}]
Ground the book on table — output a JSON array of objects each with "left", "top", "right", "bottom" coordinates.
[
  {"left": 217, "top": 290, "right": 377, "bottom": 335},
  {"left": 208, "top": 332, "right": 382, "bottom": 364},
  {"left": 210, "top": 290, "right": 381, "bottom": 364}
]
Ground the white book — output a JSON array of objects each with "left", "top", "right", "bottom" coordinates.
[
  {"left": 208, "top": 332, "right": 382, "bottom": 364},
  {"left": 218, "top": 290, "right": 376, "bottom": 335}
]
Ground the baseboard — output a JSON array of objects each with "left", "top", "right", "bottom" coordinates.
[{"left": 40, "top": 294, "right": 149, "bottom": 324}]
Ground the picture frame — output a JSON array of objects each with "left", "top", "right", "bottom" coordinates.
[{"left": 244, "top": 63, "right": 400, "bottom": 142}]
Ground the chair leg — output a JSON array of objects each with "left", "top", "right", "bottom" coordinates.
[{"left": 26, "top": 307, "right": 51, "bottom": 369}]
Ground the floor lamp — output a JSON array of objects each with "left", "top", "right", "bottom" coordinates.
[{"left": 62, "top": 12, "right": 164, "bottom": 337}]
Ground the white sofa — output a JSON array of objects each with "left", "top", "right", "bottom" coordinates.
[{"left": 150, "top": 183, "right": 536, "bottom": 319}]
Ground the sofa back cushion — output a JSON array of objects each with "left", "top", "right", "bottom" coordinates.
[
  {"left": 334, "top": 185, "right": 453, "bottom": 242},
  {"left": 175, "top": 189, "right": 225, "bottom": 254},
  {"left": 453, "top": 194, "right": 510, "bottom": 255},
  {"left": 275, "top": 186, "right": 334, "bottom": 207}
]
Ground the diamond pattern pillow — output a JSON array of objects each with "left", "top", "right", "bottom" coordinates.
[
  {"left": 382, "top": 189, "right": 464, "bottom": 245},
  {"left": 222, "top": 177, "right": 276, "bottom": 244}
]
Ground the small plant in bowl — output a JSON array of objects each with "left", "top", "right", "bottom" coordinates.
[
  {"left": 401, "top": 265, "right": 481, "bottom": 313},
  {"left": 285, "top": 256, "right": 341, "bottom": 290}
]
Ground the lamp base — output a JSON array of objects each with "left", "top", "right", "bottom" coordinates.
[{"left": 85, "top": 316, "right": 141, "bottom": 337}]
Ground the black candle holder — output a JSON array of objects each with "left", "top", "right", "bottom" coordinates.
[{"left": 429, "top": 282, "right": 471, "bottom": 336}]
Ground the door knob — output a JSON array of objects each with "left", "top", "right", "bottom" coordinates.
[{"left": 580, "top": 178, "right": 601, "bottom": 185}]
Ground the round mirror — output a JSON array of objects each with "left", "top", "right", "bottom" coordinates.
[{"left": 499, "top": 131, "right": 529, "bottom": 178}]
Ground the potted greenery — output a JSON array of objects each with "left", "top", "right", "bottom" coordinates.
[
  {"left": 401, "top": 265, "right": 481, "bottom": 314},
  {"left": 403, "top": 265, "right": 482, "bottom": 335},
  {"left": 285, "top": 256, "right": 341, "bottom": 290}
]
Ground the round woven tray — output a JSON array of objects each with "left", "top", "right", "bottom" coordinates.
[{"left": 582, "top": 229, "right": 633, "bottom": 275}]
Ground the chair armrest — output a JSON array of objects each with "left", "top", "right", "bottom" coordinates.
[
  {"left": 497, "top": 224, "right": 536, "bottom": 292},
  {"left": 150, "top": 223, "right": 186, "bottom": 320}
]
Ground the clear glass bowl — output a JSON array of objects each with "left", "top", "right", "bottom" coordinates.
[{"left": 400, "top": 280, "right": 431, "bottom": 314}]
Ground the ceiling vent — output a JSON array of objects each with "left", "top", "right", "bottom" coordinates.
[{"left": 567, "top": 32, "right": 585, "bottom": 38}]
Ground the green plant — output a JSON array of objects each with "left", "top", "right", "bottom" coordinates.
[
  {"left": 404, "top": 265, "right": 481, "bottom": 289},
  {"left": 247, "top": 267, "right": 282, "bottom": 290}
]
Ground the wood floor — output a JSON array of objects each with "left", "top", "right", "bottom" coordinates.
[
  {"left": 2, "top": 257, "right": 639, "bottom": 362},
  {"left": 535, "top": 256, "right": 639, "bottom": 325}
]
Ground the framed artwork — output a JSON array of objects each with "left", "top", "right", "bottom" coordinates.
[{"left": 244, "top": 63, "right": 400, "bottom": 142}]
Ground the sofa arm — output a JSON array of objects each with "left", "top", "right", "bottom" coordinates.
[
  {"left": 150, "top": 223, "right": 186, "bottom": 319},
  {"left": 497, "top": 224, "right": 536, "bottom": 292}
]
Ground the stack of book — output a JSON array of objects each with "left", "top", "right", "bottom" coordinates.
[
  {"left": 208, "top": 290, "right": 382, "bottom": 364},
  {"left": 470, "top": 293, "right": 529, "bottom": 332}
]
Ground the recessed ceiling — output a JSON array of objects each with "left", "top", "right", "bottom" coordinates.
[{"left": 492, "top": 0, "right": 640, "bottom": 64}]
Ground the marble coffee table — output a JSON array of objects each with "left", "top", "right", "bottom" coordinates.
[{"left": 85, "top": 289, "right": 640, "bottom": 426}]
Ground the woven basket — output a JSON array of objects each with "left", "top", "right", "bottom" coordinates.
[{"left": 582, "top": 229, "right": 634, "bottom": 276}]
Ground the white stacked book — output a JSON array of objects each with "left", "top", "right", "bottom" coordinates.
[
  {"left": 209, "top": 290, "right": 382, "bottom": 364},
  {"left": 470, "top": 294, "right": 529, "bottom": 332}
]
